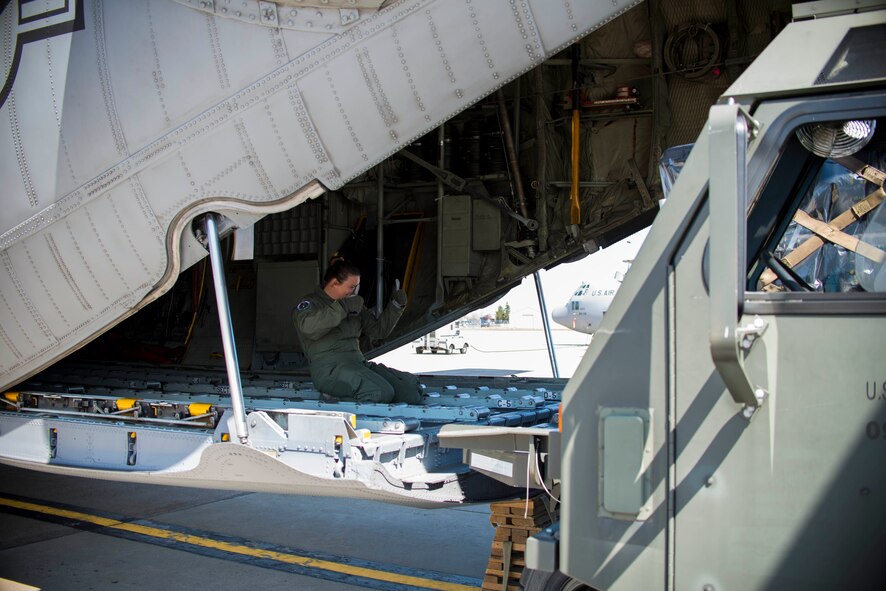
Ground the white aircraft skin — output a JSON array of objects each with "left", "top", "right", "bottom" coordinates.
[
  {"left": 0, "top": 0, "right": 641, "bottom": 506},
  {"left": 552, "top": 228, "right": 648, "bottom": 335},
  {"left": 552, "top": 272, "right": 623, "bottom": 335},
  {"left": 0, "top": 0, "right": 637, "bottom": 393}
]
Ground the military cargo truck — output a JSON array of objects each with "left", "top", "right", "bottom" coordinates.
[{"left": 453, "top": 4, "right": 886, "bottom": 589}]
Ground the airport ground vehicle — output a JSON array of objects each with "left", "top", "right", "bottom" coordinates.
[
  {"left": 497, "top": 5, "right": 885, "bottom": 590},
  {"left": 414, "top": 327, "right": 468, "bottom": 354},
  {"left": 2, "top": 2, "right": 882, "bottom": 588}
]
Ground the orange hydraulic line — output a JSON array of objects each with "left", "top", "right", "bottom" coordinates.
[
  {"left": 403, "top": 221, "right": 424, "bottom": 299},
  {"left": 569, "top": 108, "right": 581, "bottom": 226}
]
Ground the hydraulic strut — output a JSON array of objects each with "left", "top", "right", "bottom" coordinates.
[{"left": 201, "top": 214, "right": 250, "bottom": 443}]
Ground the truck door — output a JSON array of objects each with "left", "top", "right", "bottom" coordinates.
[{"left": 672, "top": 93, "right": 886, "bottom": 589}]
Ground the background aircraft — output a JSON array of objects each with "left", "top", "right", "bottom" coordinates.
[
  {"left": 552, "top": 142, "right": 690, "bottom": 335},
  {"left": 552, "top": 228, "right": 646, "bottom": 335}
]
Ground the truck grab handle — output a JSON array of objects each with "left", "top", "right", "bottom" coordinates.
[{"left": 707, "top": 102, "right": 767, "bottom": 414}]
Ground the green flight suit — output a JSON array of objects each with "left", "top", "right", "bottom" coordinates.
[{"left": 292, "top": 286, "right": 422, "bottom": 404}]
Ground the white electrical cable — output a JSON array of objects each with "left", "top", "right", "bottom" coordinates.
[
  {"left": 535, "top": 449, "right": 560, "bottom": 506},
  {"left": 525, "top": 450, "right": 531, "bottom": 518}
]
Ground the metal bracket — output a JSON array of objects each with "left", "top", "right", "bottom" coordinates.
[
  {"left": 735, "top": 316, "right": 768, "bottom": 352},
  {"left": 627, "top": 158, "right": 655, "bottom": 210},
  {"left": 582, "top": 239, "right": 600, "bottom": 255},
  {"left": 258, "top": 1, "right": 277, "bottom": 24},
  {"left": 741, "top": 387, "right": 769, "bottom": 421},
  {"left": 398, "top": 149, "right": 539, "bottom": 230},
  {"left": 736, "top": 318, "right": 769, "bottom": 421},
  {"left": 339, "top": 8, "right": 360, "bottom": 25},
  {"left": 525, "top": 522, "right": 559, "bottom": 573}
]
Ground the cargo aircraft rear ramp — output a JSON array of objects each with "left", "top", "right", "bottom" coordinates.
[
  {"left": 0, "top": 0, "right": 650, "bottom": 505},
  {"left": 1, "top": 0, "right": 637, "bottom": 391}
]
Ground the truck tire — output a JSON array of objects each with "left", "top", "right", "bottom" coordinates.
[
  {"left": 448, "top": 344, "right": 454, "bottom": 354},
  {"left": 521, "top": 569, "right": 592, "bottom": 591},
  {"left": 415, "top": 347, "right": 424, "bottom": 354},
  {"left": 460, "top": 344, "right": 468, "bottom": 354}
]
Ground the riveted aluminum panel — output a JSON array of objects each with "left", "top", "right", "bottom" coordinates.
[{"left": 0, "top": 0, "right": 638, "bottom": 391}]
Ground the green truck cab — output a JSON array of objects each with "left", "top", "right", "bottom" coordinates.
[{"left": 545, "top": 7, "right": 886, "bottom": 590}]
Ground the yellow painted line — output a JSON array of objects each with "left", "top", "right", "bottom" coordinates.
[
  {"left": 0, "top": 497, "right": 478, "bottom": 591},
  {"left": 0, "top": 498, "right": 120, "bottom": 527},
  {"left": 0, "top": 577, "right": 41, "bottom": 591}
]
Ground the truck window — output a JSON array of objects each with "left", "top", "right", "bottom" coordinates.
[{"left": 748, "top": 116, "right": 885, "bottom": 294}]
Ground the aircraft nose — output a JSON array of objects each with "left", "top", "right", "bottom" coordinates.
[{"left": 551, "top": 304, "right": 570, "bottom": 329}]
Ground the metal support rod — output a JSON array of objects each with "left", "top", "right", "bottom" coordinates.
[
  {"left": 568, "top": 44, "right": 582, "bottom": 234},
  {"left": 434, "top": 125, "right": 445, "bottom": 309},
  {"left": 648, "top": 0, "right": 666, "bottom": 185},
  {"left": 496, "top": 90, "right": 533, "bottom": 233},
  {"left": 533, "top": 272, "right": 559, "bottom": 378},
  {"left": 534, "top": 66, "right": 549, "bottom": 252},
  {"left": 512, "top": 78, "right": 521, "bottom": 155},
  {"left": 376, "top": 164, "right": 385, "bottom": 315},
  {"left": 204, "top": 214, "right": 249, "bottom": 443}
]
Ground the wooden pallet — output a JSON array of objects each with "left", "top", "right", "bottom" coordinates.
[
  {"left": 490, "top": 497, "right": 549, "bottom": 512},
  {"left": 491, "top": 514, "right": 548, "bottom": 528},
  {"left": 488, "top": 555, "right": 526, "bottom": 569},
  {"left": 490, "top": 540, "right": 526, "bottom": 554},
  {"left": 493, "top": 526, "right": 540, "bottom": 543},
  {"left": 482, "top": 574, "right": 522, "bottom": 591},
  {"left": 481, "top": 578, "right": 521, "bottom": 591},
  {"left": 482, "top": 496, "right": 556, "bottom": 591}
]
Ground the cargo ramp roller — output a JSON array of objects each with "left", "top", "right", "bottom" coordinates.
[{"left": 0, "top": 366, "right": 564, "bottom": 506}]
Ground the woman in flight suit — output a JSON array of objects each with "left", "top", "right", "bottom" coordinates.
[{"left": 293, "top": 259, "right": 423, "bottom": 404}]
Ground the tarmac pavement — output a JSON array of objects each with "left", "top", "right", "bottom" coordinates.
[
  {"left": 0, "top": 327, "right": 585, "bottom": 590},
  {"left": 0, "top": 464, "right": 494, "bottom": 590}
]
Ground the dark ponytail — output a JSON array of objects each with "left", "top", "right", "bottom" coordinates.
[{"left": 323, "top": 258, "right": 361, "bottom": 286}]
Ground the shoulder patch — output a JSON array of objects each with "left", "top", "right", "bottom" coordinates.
[{"left": 296, "top": 300, "right": 312, "bottom": 311}]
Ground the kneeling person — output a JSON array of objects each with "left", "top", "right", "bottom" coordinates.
[{"left": 293, "top": 260, "right": 422, "bottom": 405}]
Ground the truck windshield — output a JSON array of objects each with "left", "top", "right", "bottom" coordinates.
[
  {"left": 658, "top": 143, "right": 694, "bottom": 199},
  {"left": 754, "top": 117, "right": 885, "bottom": 293}
]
